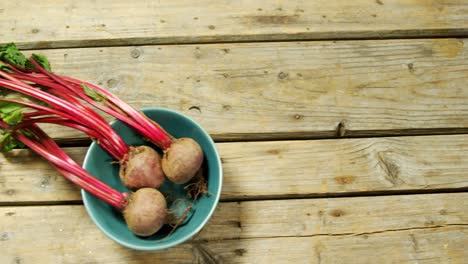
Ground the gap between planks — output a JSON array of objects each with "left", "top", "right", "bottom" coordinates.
[
  {"left": 3, "top": 0, "right": 468, "bottom": 52},
  {"left": 1, "top": 189, "right": 467, "bottom": 207},
  {"left": 12, "top": 31, "right": 468, "bottom": 51},
  {"left": 52, "top": 128, "right": 468, "bottom": 148},
  {"left": 2, "top": 192, "right": 467, "bottom": 241},
  {"left": 201, "top": 224, "right": 468, "bottom": 243}
]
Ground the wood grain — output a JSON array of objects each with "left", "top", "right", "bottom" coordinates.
[
  {"left": 12, "top": 38, "right": 468, "bottom": 140},
  {"left": 197, "top": 193, "right": 468, "bottom": 240},
  {"left": 1, "top": 135, "right": 467, "bottom": 203},
  {"left": 1, "top": 193, "right": 466, "bottom": 263},
  {"left": 1, "top": 0, "right": 467, "bottom": 48},
  {"left": 0, "top": 148, "right": 83, "bottom": 203},
  {"left": 1, "top": 2, "right": 466, "bottom": 263},
  {"left": 197, "top": 227, "right": 467, "bottom": 264}
]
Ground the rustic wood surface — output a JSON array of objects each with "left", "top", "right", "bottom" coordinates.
[
  {"left": 1, "top": 193, "right": 467, "bottom": 263},
  {"left": 1, "top": 1, "right": 467, "bottom": 263},
  {"left": 17, "top": 38, "right": 468, "bottom": 141},
  {"left": 1, "top": 0, "right": 467, "bottom": 49},
  {"left": 1, "top": 134, "right": 467, "bottom": 203}
]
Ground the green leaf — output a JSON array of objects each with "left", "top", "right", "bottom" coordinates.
[
  {"left": 0, "top": 43, "right": 28, "bottom": 68},
  {"left": 37, "top": 100, "right": 50, "bottom": 107},
  {"left": 0, "top": 93, "right": 31, "bottom": 116},
  {"left": 0, "top": 61, "right": 12, "bottom": 72},
  {"left": 81, "top": 83, "right": 107, "bottom": 102},
  {"left": 28, "top": 53, "right": 52, "bottom": 71},
  {"left": 21, "top": 129, "right": 35, "bottom": 138},
  {"left": 1, "top": 108, "right": 24, "bottom": 126},
  {"left": 0, "top": 101, "right": 24, "bottom": 114},
  {"left": 0, "top": 44, "right": 52, "bottom": 71},
  {"left": 0, "top": 131, "right": 24, "bottom": 152}
]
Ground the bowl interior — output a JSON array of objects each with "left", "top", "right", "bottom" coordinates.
[{"left": 81, "top": 107, "right": 222, "bottom": 250}]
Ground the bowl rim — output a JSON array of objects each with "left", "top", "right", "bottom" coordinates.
[{"left": 81, "top": 106, "right": 223, "bottom": 250}]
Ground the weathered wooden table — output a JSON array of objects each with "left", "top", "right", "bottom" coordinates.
[{"left": 1, "top": 1, "right": 467, "bottom": 263}]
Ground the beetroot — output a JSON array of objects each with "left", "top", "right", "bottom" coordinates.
[
  {"left": 162, "top": 138, "right": 204, "bottom": 184},
  {"left": 120, "top": 146, "right": 164, "bottom": 190},
  {"left": 123, "top": 188, "right": 167, "bottom": 236}
]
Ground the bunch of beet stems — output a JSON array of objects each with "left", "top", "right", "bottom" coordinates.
[
  {"left": 4, "top": 58, "right": 203, "bottom": 185},
  {"left": 0, "top": 70, "right": 164, "bottom": 190},
  {"left": 0, "top": 121, "right": 167, "bottom": 236}
]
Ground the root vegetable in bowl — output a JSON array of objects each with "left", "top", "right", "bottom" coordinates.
[
  {"left": 0, "top": 44, "right": 222, "bottom": 249},
  {"left": 82, "top": 107, "right": 223, "bottom": 250}
]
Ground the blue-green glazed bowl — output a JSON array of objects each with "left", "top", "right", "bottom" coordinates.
[{"left": 81, "top": 107, "right": 222, "bottom": 250}]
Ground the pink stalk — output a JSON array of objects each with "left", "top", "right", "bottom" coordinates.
[
  {"left": 3, "top": 54, "right": 203, "bottom": 185},
  {"left": 0, "top": 122, "right": 128, "bottom": 209},
  {"left": 0, "top": 96, "right": 125, "bottom": 160},
  {"left": 17, "top": 116, "right": 121, "bottom": 159},
  {"left": 1, "top": 65, "right": 169, "bottom": 190},
  {"left": 9, "top": 62, "right": 173, "bottom": 150},
  {"left": 0, "top": 75, "right": 129, "bottom": 158},
  {"left": 12, "top": 72, "right": 150, "bottom": 136},
  {"left": 0, "top": 76, "right": 110, "bottom": 137},
  {"left": 57, "top": 76, "right": 173, "bottom": 150}
]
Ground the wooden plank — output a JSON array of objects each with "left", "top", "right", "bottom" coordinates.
[
  {"left": 1, "top": 0, "right": 467, "bottom": 48},
  {"left": 197, "top": 193, "right": 468, "bottom": 240},
  {"left": 1, "top": 193, "right": 467, "bottom": 263},
  {"left": 220, "top": 135, "right": 468, "bottom": 199},
  {"left": 12, "top": 38, "right": 468, "bottom": 140},
  {"left": 0, "top": 148, "right": 83, "bottom": 203},
  {"left": 1, "top": 205, "right": 193, "bottom": 263},
  {"left": 196, "top": 227, "right": 468, "bottom": 264},
  {"left": 1, "top": 135, "right": 467, "bottom": 203}
]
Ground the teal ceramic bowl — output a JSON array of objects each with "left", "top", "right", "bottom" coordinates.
[{"left": 81, "top": 107, "right": 222, "bottom": 250}]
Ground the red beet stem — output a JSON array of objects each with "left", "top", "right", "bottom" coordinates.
[
  {"left": 17, "top": 116, "right": 122, "bottom": 159},
  {"left": 0, "top": 71, "right": 104, "bottom": 125},
  {"left": 20, "top": 125, "right": 122, "bottom": 200},
  {"left": 60, "top": 76, "right": 174, "bottom": 150},
  {"left": 0, "top": 73, "right": 129, "bottom": 158},
  {"left": 0, "top": 96, "right": 124, "bottom": 160},
  {"left": 11, "top": 70, "right": 168, "bottom": 149},
  {"left": 0, "top": 77, "right": 108, "bottom": 136},
  {"left": 0, "top": 122, "right": 128, "bottom": 209},
  {"left": 7, "top": 59, "right": 174, "bottom": 150}
]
